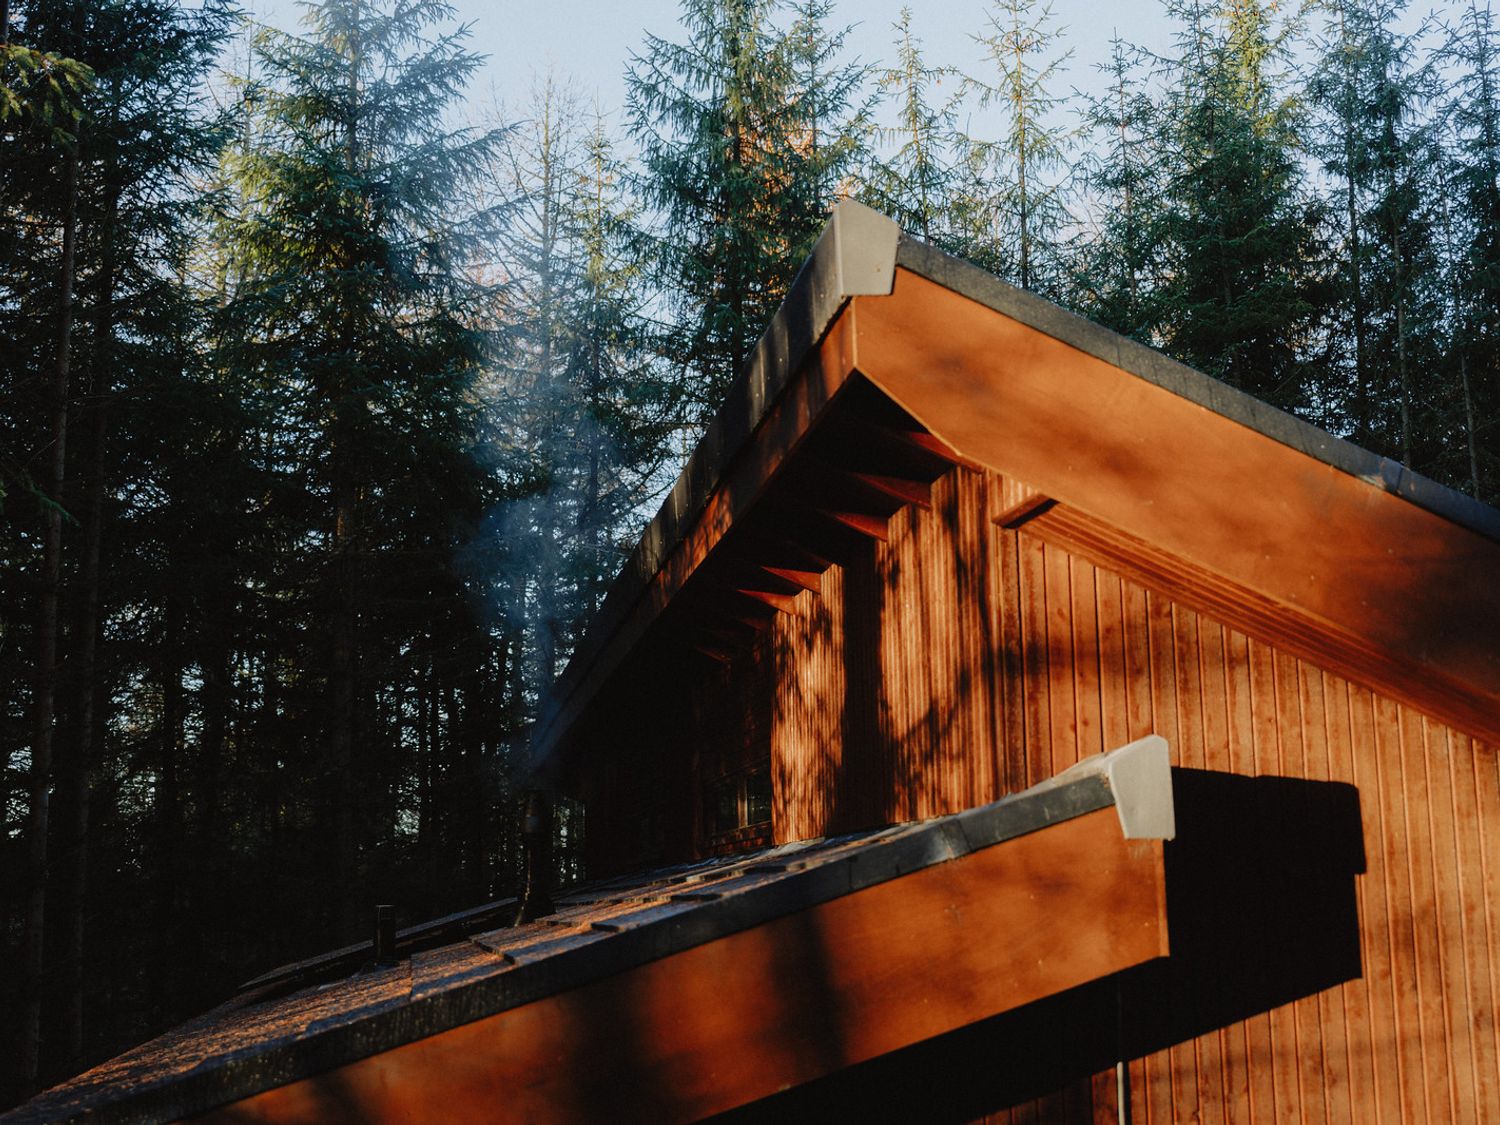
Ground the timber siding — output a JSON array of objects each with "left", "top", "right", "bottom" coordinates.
[
  {"left": 764, "top": 465, "right": 1500, "bottom": 1123},
  {"left": 550, "top": 207, "right": 1500, "bottom": 1120}
]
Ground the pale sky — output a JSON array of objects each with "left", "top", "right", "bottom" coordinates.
[
  {"left": 243, "top": 0, "right": 1181, "bottom": 134},
  {"left": 465, "top": 0, "right": 1177, "bottom": 112},
  {"left": 236, "top": 0, "right": 1448, "bottom": 168}
]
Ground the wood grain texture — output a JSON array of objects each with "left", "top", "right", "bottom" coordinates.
[
  {"left": 764, "top": 465, "right": 1500, "bottom": 1124},
  {"left": 564, "top": 268, "right": 1500, "bottom": 1121},
  {"left": 198, "top": 810, "right": 1166, "bottom": 1125},
  {"left": 850, "top": 269, "right": 1500, "bottom": 744}
]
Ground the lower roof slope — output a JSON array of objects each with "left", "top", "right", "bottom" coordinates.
[{"left": 8, "top": 739, "right": 1174, "bottom": 1124}]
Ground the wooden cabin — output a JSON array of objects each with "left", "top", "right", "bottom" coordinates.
[{"left": 13, "top": 202, "right": 1500, "bottom": 1123}]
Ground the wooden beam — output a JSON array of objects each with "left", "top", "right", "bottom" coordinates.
[
  {"left": 758, "top": 504, "right": 876, "bottom": 568},
  {"left": 712, "top": 557, "right": 812, "bottom": 606},
  {"left": 992, "top": 476, "right": 1054, "bottom": 528},
  {"left": 758, "top": 564, "right": 823, "bottom": 593},
  {"left": 734, "top": 586, "right": 802, "bottom": 613},
  {"left": 723, "top": 530, "right": 831, "bottom": 593},
  {"left": 847, "top": 470, "right": 935, "bottom": 509},
  {"left": 687, "top": 641, "right": 734, "bottom": 666},
  {"left": 814, "top": 506, "right": 891, "bottom": 542},
  {"left": 199, "top": 807, "right": 1167, "bottom": 1124},
  {"left": 797, "top": 449, "right": 936, "bottom": 512},
  {"left": 829, "top": 409, "right": 975, "bottom": 475}
]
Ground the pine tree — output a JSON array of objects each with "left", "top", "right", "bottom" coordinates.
[
  {"left": 1071, "top": 33, "right": 1163, "bottom": 338},
  {"left": 215, "top": 0, "right": 504, "bottom": 933},
  {"left": 626, "top": 0, "right": 867, "bottom": 420},
  {"left": 1148, "top": 0, "right": 1328, "bottom": 417},
  {"left": 1444, "top": 0, "right": 1500, "bottom": 499},
  {"left": 862, "top": 7, "right": 959, "bottom": 244},
  {"left": 1310, "top": 0, "right": 1446, "bottom": 467},
  {"left": 0, "top": 0, "right": 91, "bottom": 137},
  {"left": 478, "top": 79, "right": 675, "bottom": 707},
  {"left": 564, "top": 114, "right": 678, "bottom": 620},
  {"left": 780, "top": 0, "right": 870, "bottom": 230},
  {"left": 959, "top": 0, "right": 1074, "bottom": 294},
  {"left": 0, "top": 0, "right": 230, "bottom": 1095}
]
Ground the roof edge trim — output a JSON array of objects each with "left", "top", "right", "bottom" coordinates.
[
  {"left": 25, "top": 743, "right": 1160, "bottom": 1125},
  {"left": 1046, "top": 735, "right": 1176, "bottom": 840}
]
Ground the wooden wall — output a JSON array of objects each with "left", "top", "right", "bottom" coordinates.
[{"left": 765, "top": 466, "right": 1500, "bottom": 1124}]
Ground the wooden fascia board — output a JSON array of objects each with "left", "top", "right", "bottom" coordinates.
[
  {"left": 849, "top": 267, "right": 1500, "bottom": 742},
  {"left": 198, "top": 807, "right": 1167, "bottom": 1124}
]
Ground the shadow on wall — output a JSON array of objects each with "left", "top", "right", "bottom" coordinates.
[{"left": 715, "top": 768, "right": 1366, "bottom": 1124}]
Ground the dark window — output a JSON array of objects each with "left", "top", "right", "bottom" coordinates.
[
  {"left": 713, "top": 781, "right": 740, "bottom": 836},
  {"left": 745, "top": 768, "right": 772, "bottom": 827},
  {"left": 705, "top": 765, "right": 773, "bottom": 839}
]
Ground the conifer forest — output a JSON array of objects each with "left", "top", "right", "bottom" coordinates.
[{"left": 3, "top": 0, "right": 1499, "bottom": 1105}]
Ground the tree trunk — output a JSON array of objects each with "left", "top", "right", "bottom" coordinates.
[
  {"left": 151, "top": 589, "right": 185, "bottom": 1022},
  {"left": 56, "top": 324, "right": 109, "bottom": 1075},
  {"left": 329, "top": 4, "right": 363, "bottom": 933},
  {"left": 1343, "top": 109, "right": 1368, "bottom": 440},
  {"left": 56, "top": 146, "right": 120, "bottom": 1072},
  {"left": 330, "top": 469, "right": 358, "bottom": 930},
  {"left": 1461, "top": 350, "right": 1481, "bottom": 496},
  {"left": 22, "top": 140, "right": 80, "bottom": 1094},
  {"left": 1390, "top": 189, "right": 1413, "bottom": 467}
]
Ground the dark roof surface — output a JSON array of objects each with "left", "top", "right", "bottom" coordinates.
[{"left": 7, "top": 740, "right": 1170, "bottom": 1125}]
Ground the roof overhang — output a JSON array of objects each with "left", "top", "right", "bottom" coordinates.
[{"left": 535, "top": 203, "right": 1500, "bottom": 759}]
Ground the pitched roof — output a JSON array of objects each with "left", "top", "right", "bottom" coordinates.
[
  {"left": 8, "top": 739, "right": 1175, "bottom": 1124},
  {"left": 536, "top": 202, "right": 1500, "bottom": 759}
]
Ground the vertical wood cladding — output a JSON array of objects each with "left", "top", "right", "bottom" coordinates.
[{"left": 767, "top": 466, "right": 1500, "bottom": 1124}]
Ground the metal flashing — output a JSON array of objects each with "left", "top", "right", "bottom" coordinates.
[{"left": 1046, "top": 735, "right": 1177, "bottom": 840}]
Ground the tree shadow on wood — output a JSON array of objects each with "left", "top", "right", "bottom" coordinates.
[{"left": 713, "top": 768, "right": 1365, "bottom": 1124}]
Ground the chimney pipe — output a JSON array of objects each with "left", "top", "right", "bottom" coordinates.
[
  {"left": 374, "top": 904, "right": 396, "bottom": 965},
  {"left": 516, "top": 789, "right": 555, "bottom": 922}
]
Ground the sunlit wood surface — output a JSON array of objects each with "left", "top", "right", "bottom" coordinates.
[
  {"left": 765, "top": 477, "right": 1500, "bottom": 1123},
  {"left": 852, "top": 268, "right": 1500, "bottom": 744},
  {"left": 194, "top": 808, "right": 1165, "bottom": 1124},
  {"left": 557, "top": 264, "right": 1500, "bottom": 1122}
]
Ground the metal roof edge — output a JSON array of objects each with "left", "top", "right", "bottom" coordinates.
[{"left": 893, "top": 236, "right": 1500, "bottom": 545}]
